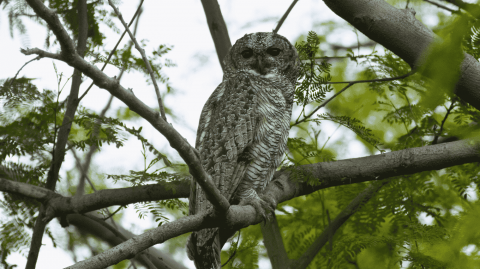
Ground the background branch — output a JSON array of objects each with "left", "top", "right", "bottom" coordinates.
[
  {"left": 108, "top": 0, "right": 167, "bottom": 121},
  {"left": 25, "top": 0, "right": 88, "bottom": 268},
  {"left": 261, "top": 214, "right": 291, "bottom": 269},
  {"left": 78, "top": 0, "right": 144, "bottom": 102},
  {"left": 67, "top": 213, "right": 187, "bottom": 269},
  {"left": 291, "top": 180, "right": 390, "bottom": 269},
  {"left": 273, "top": 0, "right": 299, "bottom": 34},
  {"left": 201, "top": 0, "right": 232, "bottom": 71}
]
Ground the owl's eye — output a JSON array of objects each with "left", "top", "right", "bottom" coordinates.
[
  {"left": 241, "top": 49, "right": 253, "bottom": 59},
  {"left": 267, "top": 48, "right": 281, "bottom": 56}
]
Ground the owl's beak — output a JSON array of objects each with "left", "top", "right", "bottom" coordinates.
[{"left": 256, "top": 56, "right": 267, "bottom": 75}]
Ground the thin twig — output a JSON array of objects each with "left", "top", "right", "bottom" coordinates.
[
  {"left": 423, "top": 0, "right": 457, "bottom": 12},
  {"left": 292, "top": 70, "right": 416, "bottom": 127},
  {"left": 9, "top": 56, "right": 42, "bottom": 86},
  {"left": 273, "top": 0, "right": 299, "bottom": 34},
  {"left": 221, "top": 231, "right": 241, "bottom": 267},
  {"left": 78, "top": 0, "right": 144, "bottom": 102},
  {"left": 311, "top": 54, "right": 373, "bottom": 61},
  {"left": 108, "top": 0, "right": 167, "bottom": 122},
  {"left": 292, "top": 83, "right": 354, "bottom": 126},
  {"left": 324, "top": 69, "right": 415, "bottom": 85},
  {"left": 76, "top": 4, "right": 140, "bottom": 196},
  {"left": 432, "top": 98, "right": 456, "bottom": 144}
]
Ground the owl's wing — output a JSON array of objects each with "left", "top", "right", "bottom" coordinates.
[
  {"left": 192, "top": 75, "right": 257, "bottom": 212},
  {"left": 187, "top": 76, "right": 257, "bottom": 268}
]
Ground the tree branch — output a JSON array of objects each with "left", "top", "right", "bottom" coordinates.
[
  {"left": 2, "top": 139, "right": 479, "bottom": 222},
  {"left": 67, "top": 213, "right": 187, "bottom": 269},
  {"left": 78, "top": 0, "right": 144, "bottom": 102},
  {"left": 2, "top": 138, "right": 475, "bottom": 268},
  {"left": 292, "top": 69, "right": 415, "bottom": 126},
  {"left": 442, "top": 0, "right": 480, "bottom": 16},
  {"left": 23, "top": 0, "right": 230, "bottom": 214},
  {"left": 76, "top": 2, "right": 141, "bottom": 196},
  {"left": 261, "top": 214, "right": 291, "bottom": 269},
  {"left": 322, "top": 0, "right": 480, "bottom": 111},
  {"left": 0, "top": 178, "right": 190, "bottom": 218},
  {"left": 273, "top": 0, "right": 299, "bottom": 34},
  {"left": 25, "top": 0, "right": 88, "bottom": 268},
  {"left": 432, "top": 98, "right": 456, "bottom": 144},
  {"left": 423, "top": 0, "right": 457, "bottom": 13},
  {"left": 291, "top": 180, "right": 389, "bottom": 269},
  {"left": 201, "top": 0, "right": 232, "bottom": 71},
  {"left": 107, "top": 0, "right": 167, "bottom": 122},
  {"left": 9, "top": 56, "right": 42, "bottom": 84}
]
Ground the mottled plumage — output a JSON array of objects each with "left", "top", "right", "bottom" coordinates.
[{"left": 187, "top": 32, "right": 299, "bottom": 269}]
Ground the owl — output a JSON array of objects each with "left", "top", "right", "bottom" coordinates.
[{"left": 187, "top": 32, "right": 299, "bottom": 269}]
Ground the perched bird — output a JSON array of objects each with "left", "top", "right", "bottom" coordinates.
[{"left": 187, "top": 32, "right": 299, "bottom": 269}]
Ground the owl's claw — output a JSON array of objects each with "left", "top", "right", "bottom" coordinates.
[{"left": 239, "top": 194, "right": 277, "bottom": 223}]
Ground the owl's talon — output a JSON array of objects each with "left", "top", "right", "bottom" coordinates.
[{"left": 239, "top": 193, "right": 276, "bottom": 222}]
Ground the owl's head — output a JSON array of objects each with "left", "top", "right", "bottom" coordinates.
[{"left": 223, "top": 32, "right": 299, "bottom": 84}]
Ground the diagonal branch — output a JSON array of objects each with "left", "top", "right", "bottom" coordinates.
[
  {"left": 25, "top": 1, "right": 88, "bottom": 268},
  {"left": 24, "top": 0, "right": 230, "bottom": 214},
  {"left": 273, "top": 0, "right": 299, "bottom": 34},
  {"left": 107, "top": 0, "right": 167, "bottom": 122},
  {"left": 201, "top": 0, "right": 232, "bottom": 71},
  {"left": 432, "top": 98, "right": 456, "bottom": 144},
  {"left": 442, "top": 0, "right": 480, "bottom": 16},
  {"left": 76, "top": 2, "right": 141, "bottom": 196},
  {"left": 78, "top": 0, "right": 144, "bottom": 102},
  {"left": 67, "top": 213, "right": 187, "bottom": 269},
  {"left": 290, "top": 180, "right": 390, "bottom": 269},
  {"left": 9, "top": 56, "right": 42, "bottom": 84},
  {"left": 292, "top": 69, "right": 415, "bottom": 127}
]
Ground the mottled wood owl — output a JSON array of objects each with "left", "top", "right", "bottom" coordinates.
[{"left": 187, "top": 32, "right": 299, "bottom": 269}]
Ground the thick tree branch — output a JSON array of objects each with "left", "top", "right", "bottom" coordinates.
[
  {"left": 322, "top": 0, "right": 480, "bottom": 111},
  {"left": 25, "top": 1, "right": 88, "bottom": 268},
  {"left": 201, "top": 0, "right": 232, "bottom": 71},
  {"left": 2, "top": 139, "right": 474, "bottom": 268},
  {"left": 2, "top": 139, "right": 479, "bottom": 222},
  {"left": 291, "top": 180, "right": 389, "bottom": 269},
  {"left": 0, "top": 178, "right": 190, "bottom": 218},
  {"left": 261, "top": 215, "right": 291, "bottom": 269},
  {"left": 23, "top": 0, "right": 230, "bottom": 214}
]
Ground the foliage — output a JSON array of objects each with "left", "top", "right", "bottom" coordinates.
[{"left": 1, "top": 1, "right": 480, "bottom": 269}]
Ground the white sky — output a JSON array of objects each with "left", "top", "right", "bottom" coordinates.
[{"left": 0, "top": 1, "right": 373, "bottom": 268}]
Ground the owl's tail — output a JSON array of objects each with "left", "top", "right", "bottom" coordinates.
[{"left": 187, "top": 229, "right": 221, "bottom": 269}]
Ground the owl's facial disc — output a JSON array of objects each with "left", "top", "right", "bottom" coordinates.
[{"left": 240, "top": 46, "right": 283, "bottom": 75}]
